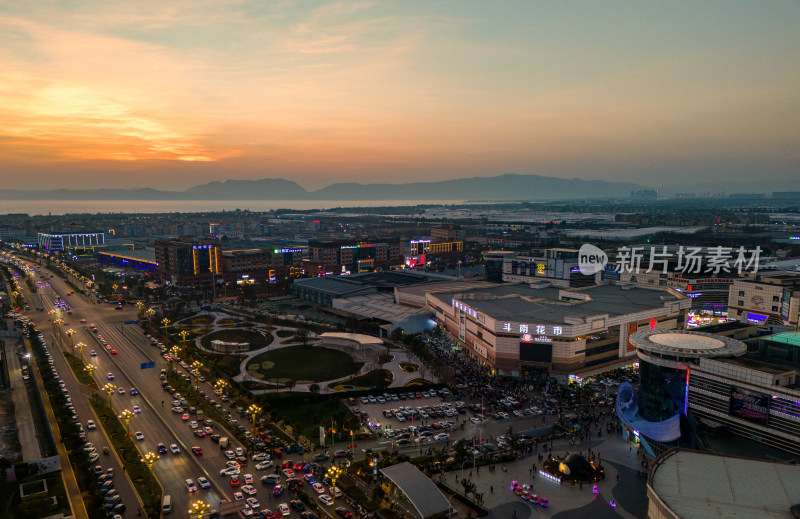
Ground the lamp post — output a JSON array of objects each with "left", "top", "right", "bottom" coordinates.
[
  {"left": 118, "top": 409, "right": 133, "bottom": 438},
  {"left": 141, "top": 451, "right": 159, "bottom": 472},
  {"left": 66, "top": 328, "right": 76, "bottom": 353},
  {"left": 161, "top": 317, "right": 171, "bottom": 342},
  {"left": 214, "top": 379, "right": 228, "bottom": 396},
  {"left": 136, "top": 301, "right": 144, "bottom": 319},
  {"left": 84, "top": 364, "right": 96, "bottom": 396},
  {"left": 248, "top": 404, "right": 262, "bottom": 435},
  {"left": 189, "top": 500, "right": 210, "bottom": 519},
  {"left": 53, "top": 318, "right": 65, "bottom": 351},
  {"left": 76, "top": 341, "right": 86, "bottom": 362},
  {"left": 146, "top": 308, "right": 155, "bottom": 329},
  {"left": 169, "top": 345, "right": 182, "bottom": 373},
  {"left": 191, "top": 361, "right": 202, "bottom": 389},
  {"left": 179, "top": 329, "right": 190, "bottom": 350},
  {"left": 103, "top": 383, "right": 117, "bottom": 404},
  {"left": 326, "top": 465, "right": 343, "bottom": 510}
]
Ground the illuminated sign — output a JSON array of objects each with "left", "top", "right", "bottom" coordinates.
[
  {"left": 520, "top": 333, "right": 533, "bottom": 343},
  {"left": 274, "top": 248, "right": 302, "bottom": 254},
  {"left": 452, "top": 299, "right": 478, "bottom": 318},
  {"left": 341, "top": 243, "right": 374, "bottom": 249},
  {"left": 746, "top": 312, "right": 767, "bottom": 324},
  {"left": 193, "top": 244, "right": 213, "bottom": 249},
  {"left": 534, "top": 336, "right": 552, "bottom": 343},
  {"left": 503, "top": 322, "right": 563, "bottom": 335}
]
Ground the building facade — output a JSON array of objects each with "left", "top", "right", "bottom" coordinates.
[
  {"left": 727, "top": 272, "right": 800, "bottom": 327},
  {"left": 427, "top": 283, "right": 691, "bottom": 381},
  {"left": 154, "top": 237, "right": 221, "bottom": 286},
  {"left": 220, "top": 247, "right": 303, "bottom": 283},
  {"left": 307, "top": 239, "right": 404, "bottom": 274}
]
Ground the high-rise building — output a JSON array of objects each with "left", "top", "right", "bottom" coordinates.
[{"left": 154, "top": 237, "right": 221, "bottom": 286}]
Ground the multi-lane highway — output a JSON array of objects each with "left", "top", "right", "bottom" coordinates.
[{"left": 20, "top": 265, "right": 238, "bottom": 517}]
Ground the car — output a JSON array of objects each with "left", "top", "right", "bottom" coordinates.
[
  {"left": 301, "top": 512, "right": 320, "bottom": 519},
  {"left": 318, "top": 494, "right": 333, "bottom": 506},
  {"left": 242, "top": 484, "right": 257, "bottom": 495},
  {"left": 313, "top": 453, "right": 329, "bottom": 462},
  {"left": 303, "top": 473, "right": 317, "bottom": 484},
  {"left": 261, "top": 474, "right": 280, "bottom": 485},
  {"left": 234, "top": 491, "right": 244, "bottom": 500},
  {"left": 192, "top": 446, "right": 203, "bottom": 456},
  {"left": 312, "top": 483, "right": 325, "bottom": 494},
  {"left": 194, "top": 429, "right": 206, "bottom": 438},
  {"left": 282, "top": 468, "right": 294, "bottom": 478},
  {"left": 272, "top": 485, "right": 284, "bottom": 496},
  {"left": 243, "top": 473, "right": 253, "bottom": 484},
  {"left": 172, "top": 406, "right": 183, "bottom": 413},
  {"left": 198, "top": 476, "right": 211, "bottom": 489},
  {"left": 329, "top": 487, "right": 342, "bottom": 498},
  {"left": 111, "top": 349, "right": 118, "bottom": 355},
  {"left": 88, "top": 452, "right": 100, "bottom": 462},
  {"left": 93, "top": 465, "right": 104, "bottom": 476},
  {"left": 434, "top": 433, "right": 449, "bottom": 441},
  {"left": 241, "top": 504, "right": 254, "bottom": 517},
  {"left": 333, "top": 450, "right": 348, "bottom": 458},
  {"left": 278, "top": 504, "right": 291, "bottom": 516},
  {"left": 336, "top": 508, "right": 352, "bottom": 519},
  {"left": 280, "top": 460, "right": 293, "bottom": 469},
  {"left": 106, "top": 373, "right": 114, "bottom": 379},
  {"left": 186, "top": 479, "right": 197, "bottom": 493},
  {"left": 210, "top": 434, "right": 221, "bottom": 443},
  {"left": 86, "top": 420, "right": 96, "bottom": 430},
  {"left": 157, "top": 443, "right": 168, "bottom": 454},
  {"left": 189, "top": 421, "right": 198, "bottom": 429},
  {"left": 203, "top": 426, "right": 213, "bottom": 435},
  {"left": 470, "top": 417, "right": 482, "bottom": 424},
  {"left": 130, "top": 388, "right": 139, "bottom": 395},
  {"left": 290, "top": 500, "right": 306, "bottom": 512},
  {"left": 90, "top": 350, "right": 97, "bottom": 356},
  {"left": 220, "top": 467, "right": 240, "bottom": 477},
  {"left": 132, "top": 405, "right": 141, "bottom": 414},
  {"left": 252, "top": 452, "right": 270, "bottom": 462},
  {"left": 182, "top": 413, "right": 190, "bottom": 421},
  {"left": 134, "top": 431, "right": 144, "bottom": 441},
  {"left": 255, "top": 460, "right": 274, "bottom": 470},
  {"left": 170, "top": 444, "right": 180, "bottom": 454},
  {"left": 247, "top": 497, "right": 261, "bottom": 509},
  {"left": 224, "top": 450, "right": 236, "bottom": 460}
]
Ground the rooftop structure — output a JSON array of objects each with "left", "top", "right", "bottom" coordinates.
[
  {"left": 647, "top": 448, "right": 800, "bottom": 519},
  {"left": 380, "top": 462, "right": 450, "bottom": 519}
]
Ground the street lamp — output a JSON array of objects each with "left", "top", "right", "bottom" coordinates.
[
  {"left": 66, "top": 328, "right": 76, "bottom": 353},
  {"left": 247, "top": 404, "right": 262, "bottom": 435},
  {"left": 326, "top": 465, "right": 343, "bottom": 510},
  {"left": 141, "top": 451, "right": 159, "bottom": 472},
  {"left": 179, "top": 329, "right": 190, "bottom": 350},
  {"left": 161, "top": 317, "right": 171, "bottom": 341},
  {"left": 103, "top": 383, "right": 117, "bottom": 403},
  {"left": 118, "top": 409, "right": 133, "bottom": 438},
  {"left": 136, "top": 301, "right": 144, "bottom": 318},
  {"left": 76, "top": 341, "right": 86, "bottom": 361},
  {"left": 191, "top": 361, "right": 202, "bottom": 389},
  {"left": 169, "top": 345, "right": 182, "bottom": 373},
  {"left": 84, "top": 364, "right": 96, "bottom": 396},
  {"left": 189, "top": 500, "right": 210, "bottom": 519},
  {"left": 146, "top": 308, "right": 155, "bottom": 329},
  {"left": 53, "top": 318, "right": 65, "bottom": 350}
]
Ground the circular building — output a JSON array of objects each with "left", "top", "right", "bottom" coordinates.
[
  {"left": 616, "top": 330, "right": 746, "bottom": 455},
  {"left": 319, "top": 332, "right": 384, "bottom": 355}
]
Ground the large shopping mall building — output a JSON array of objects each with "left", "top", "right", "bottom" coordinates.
[{"left": 425, "top": 281, "right": 691, "bottom": 381}]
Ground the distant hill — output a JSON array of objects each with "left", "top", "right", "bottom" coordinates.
[{"left": 0, "top": 173, "right": 644, "bottom": 201}]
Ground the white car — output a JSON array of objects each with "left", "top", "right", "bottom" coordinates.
[
  {"left": 312, "top": 482, "right": 325, "bottom": 494},
  {"left": 252, "top": 453, "right": 270, "bottom": 461},
  {"left": 185, "top": 479, "right": 197, "bottom": 493},
  {"left": 434, "top": 433, "right": 449, "bottom": 441},
  {"left": 247, "top": 497, "right": 260, "bottom": 509},
  {"left": 255, "top": 460, "right": 273, "bottom": 470},
  {"left": 242, "top": 484, "right": 257, "bottom": 495},
  {"left": 279, "top": 503, "right": 291, "bottom": 516},
  {"left": 198, "top": 476, "right": 211, "bottom": 489},
  {"left": 132, "top": 406, "right": 141, "bottom": 414},
  {"left": 134, "top": 431, "right": 144, "bottom": 441},
  {"left": 86, "top": 420, "right": 96, "bottom": 430},
  {"left": 319, "top": 494, "right": 333, "bottom": 506},
  {"left": 243, "top": 474, "right": 253, "bottom": 485},
  {"left": 224, "top": 450, "right": 235, "bottom": 460},
  {"left": 220, "top": 466, "right": 240, "bottom": 477},
  {"left": 189, "top": 421, "right": 198, "bottom": 429},
  {"left": 170, "top": 444, "right": 180, "bottom": 454}
]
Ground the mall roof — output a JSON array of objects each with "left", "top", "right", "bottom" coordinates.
[
  {"left": 380, "top": 462, "right": 450, "bottom": 519},
  {"left": 436, "top": 283, "right": 681, "bottom": 325},
  {"left": 649, "top": 449, "right": 800, "bottom": 519},
  {"left": 763, "top": 332, "right": 800, "bottom": 348}
]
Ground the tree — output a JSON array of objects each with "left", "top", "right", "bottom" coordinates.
[
  {"left": 309, "top": 383, "right": 320, "bottom": 395},
  {"left": 508, "top": 432, "right": 522, "bottom": 457},
  {"left": 296, "top": 328, "right": 309, "bottom": 346},
  {"left": 389, "top": 327, "right": 404, "bottom": 342},
  {"left": 460, "top": 478, "right": 477, "bottom": 499},
  {"left": 453, "top": 439, "right": 470, "bottom": 464}
]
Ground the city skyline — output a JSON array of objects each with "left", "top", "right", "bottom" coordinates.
[{"left": 1, "top": 1, "right": 798, "bottom": 191}]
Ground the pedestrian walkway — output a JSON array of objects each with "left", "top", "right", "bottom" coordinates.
[
  {"left": 4, "top": 339, "right": 42, "bottom": 462},
  {"left": 441, "top": 424, "right": 649, "bottom": 519}
]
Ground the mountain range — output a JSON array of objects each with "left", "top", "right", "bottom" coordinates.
[{"left": 0, "top": 174, "right": 644, "bottom": 201}]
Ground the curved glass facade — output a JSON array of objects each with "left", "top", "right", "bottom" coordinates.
[{"left": 638, "top": 361, "right": 687, "bottom": 422}]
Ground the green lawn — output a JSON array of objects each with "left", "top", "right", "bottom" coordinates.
[
  {"left": 247, "top": 346, "right": 362, "bottom": 383},
  {"left": 261, "top": 393, "right": 357, "bottom": 445},
  {"left": 201, "top": 329, "right": 273, "bottom": 351},
  {"left": 276, "top": 329, "right": 295, "bottom": 338}
]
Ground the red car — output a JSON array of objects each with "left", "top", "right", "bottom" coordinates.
[
  {"left": 191, "top": 446, "right": 203, "bottom": 456},
  {"left": 281, "top": 460, "right": 293, "bottom": 469},
  {"left": 230, "top": 475, "right": 240, "bottom": 487},
  {"left": 111, "top": 349, "right": 118, "bottom": 355}
]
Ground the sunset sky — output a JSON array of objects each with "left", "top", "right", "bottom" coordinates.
[{"left": 1, "top": 1, "right": 798, "bottom": 191}]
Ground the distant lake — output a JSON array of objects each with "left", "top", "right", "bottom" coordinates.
[{"left": 0, "top": 199, "right": 467, "bottom": 216}]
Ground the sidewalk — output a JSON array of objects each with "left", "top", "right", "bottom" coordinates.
[
  {"left": 30, "top": 347, "right": 89, "bottom": 519},
  {"left": 4, "top": 339, "right": 42, "bottom": 462}
]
